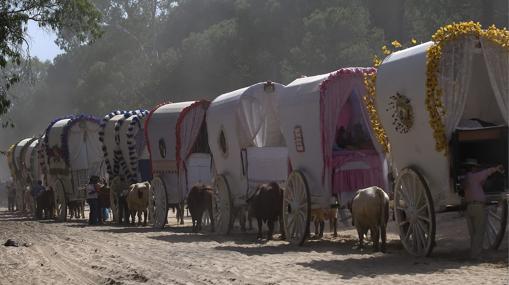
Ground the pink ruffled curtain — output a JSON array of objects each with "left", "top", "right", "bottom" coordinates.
[
  {"left": 319, "top": 68, "right": 375, "bottom": 192},
  {"left": 177, "top": 103, "right": 207, "bottom": 197},
  {"left": 331, "top": 150, "right": 385, "bottom": 194}
]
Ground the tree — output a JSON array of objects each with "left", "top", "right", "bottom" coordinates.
[{"left": 0, "top": 0, "right": 102, "bottom": 119}]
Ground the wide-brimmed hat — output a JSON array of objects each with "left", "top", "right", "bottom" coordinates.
[
  {"left": 89, "top": 175, "right": 100, "bottom": 183},
  {"left": 463, "top": 158, "right": 480, "bottom": 167}
]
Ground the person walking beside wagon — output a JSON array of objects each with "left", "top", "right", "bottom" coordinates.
[
  {"left": 31, "top": 180, "right": 45, "bottom": 217},
  {"left": 111, "top": 176, "right": 130, "bottom": 224},
  {"left": 86, "top": 176, "right": 101, "bottom": 225},
  {"left": 7, "top": 181, "right": 15, "bottom": 211},
  {"left": 462, "top": 159, "right": 504, "bottom": 259}
]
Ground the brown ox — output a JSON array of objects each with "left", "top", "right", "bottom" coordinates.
[
  {"left": 126, "top": 182, "right": 150, "bottom": 226},
  {"left": 36, "top": 189, "right": 55, "bottom": 219},
  {"left": 310, "top": 208, "right": 338, "bottom": 238},
  {"left": 350, "top": 186, "right": 390, "bottom": 252},
  {"left": 247, "top": 182, "right": 285, "bottom": 240},
  {"left": 68, "top": 200, "right": 85, "bottom": 219},
  {"left": 187, "top": 184, "right": 214, "bottom": 232}
]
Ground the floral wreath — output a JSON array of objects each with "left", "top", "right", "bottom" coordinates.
[{"left": 388, "top": 92, "right": 414, "bottom": 134}]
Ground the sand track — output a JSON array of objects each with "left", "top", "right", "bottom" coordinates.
[{"left": 0, "top": 210, "right": 507, "bottom": 285}]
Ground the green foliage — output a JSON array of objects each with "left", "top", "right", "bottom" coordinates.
[
  {"left": 3, "top": 0, "right": 508, "bottom": 140},
  {"left": 0, "top": 0, "right": 102, "bottom": 120}
]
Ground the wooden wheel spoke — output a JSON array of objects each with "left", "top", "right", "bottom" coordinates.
[
  {"left": 414, "top": 223, "right": 426, "bottom": 252},
  {"left": 417, "top": 214, "right": 430, "bottom": 224},
  {"left": 404, "top": 176, "right": 415, "bottom": 206},
  {"left": 488, "top": 209, "right": 502, "bottom": 222},
  {"left": 399, "top": 186, "right": 412, "bottom": 207},
  {"left": 486, "top": 218, "right": 498, "bottom": 238},
  {"left": 485, "top": 223, "right": 496, "bottom": 245},
  {"left": 399, "top": 220, "right": 409, "bottom": 227},
  {"left": 403, "top": 223, "right": 413, "bottom": 243},
  {"left": 416, "top": 204, "right": 428, "bottom": 214},
  {"left": 396, "top": 206, "right": 407, "bottom": 211}
]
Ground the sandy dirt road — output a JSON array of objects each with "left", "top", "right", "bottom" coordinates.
[{"left": 0, "top": 209, "right": 507, "bottom": 285}]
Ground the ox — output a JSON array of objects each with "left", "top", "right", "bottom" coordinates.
[
  {"left": 36, "top": 188, "right": 55, "bottom": 219},
  {"left": 310, "top": 208, "right": 338, "bottom": 238},
  {"left": 247, "top": 182, "right": 285, "bottom": 240},
  {"left": 126, "top": 182, "right": 150, "bottom": 226},
  {"left": 187, "top": 184, "right": 214, "bottom": 232},
  {"left": 350, "top": 186, "right": 390, "bottom": 252},
  {"left": 68, "top": 200, "right": 85, "bottom": 219}
]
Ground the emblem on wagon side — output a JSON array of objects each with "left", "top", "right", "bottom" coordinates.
[
  {"left": 293, "top": 126, "right": 305, "bottom": 152},
  {"left": 388, "top": 92, "right": 414, "bottom": 134},
  {"left": 158, "top": 138, "right": 166, "bottom": 158},
  {"left": 218, "top": 128, "right": 228, "bottom": 158}
]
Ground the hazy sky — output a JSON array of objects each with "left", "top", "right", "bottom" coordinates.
[{"left": 26, "top": 21, "right": 63, "bottom": 62}]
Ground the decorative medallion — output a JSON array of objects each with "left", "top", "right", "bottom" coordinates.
[
  {"left": 387, "top": 92, "right": 414, "bottom": 134},
  {"left": 293, "top": 126, "right": 305, "bottom": 152},
  {"left": 264, "top": 81, "right": 275, "bottom": 93},
  {"left": 218, "top": 128, "right": 228, "bottom": 157},
  {"left": 158, "top": 138, "right": 167, "bottom": 158}
]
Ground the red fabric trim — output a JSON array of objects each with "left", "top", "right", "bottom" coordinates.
[
  {"left": 144, "top": 101, "right": 172, "bottom": 177},
  {"left": 175, "top": 100, "right": 210, "bottom": 175},
  {"left": 318, "top": 67, "right": 377, "bottom": 186}
]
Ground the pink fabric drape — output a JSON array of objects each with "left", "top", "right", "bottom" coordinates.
[
  {"left": 336, "top": 99, "right": 352, "bottom": 129},
  {"left": 176, "top": 101, "right": 209, "bottom": 197},
  {"left": 319, "top": 67, "right": 377, "bottom": 192},
  {"left": 331, "top": 149, "right": 385, "bottom": 194}
]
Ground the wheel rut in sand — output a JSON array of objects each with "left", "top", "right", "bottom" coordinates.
[{"left": 0, "top": 210, "right": 507, "bottom": 285}]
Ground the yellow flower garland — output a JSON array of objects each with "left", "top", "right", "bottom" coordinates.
[
  {"left": 363, "top": 67, "right": 390, "bottom": 153},
  {"left": 426, "top": 22, "right": 509, "bottom": 154}
]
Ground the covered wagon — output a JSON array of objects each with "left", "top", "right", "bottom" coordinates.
[
  {"left": 278, "top": 68, "right": 387, "bottom": 245},
  {"left": 7, "top": 138, "right": 37, "bottom": 211},
  {"left": 42, "top": 115, "right": 104, "bottom": 221},
  {"left": 207, "top": 82, "right": 288, "bottom": 234},
  {"left": 99, "top": 109, "right": 150, "bottom": 220},
  {"left": 371, "top": 22, "right": 508, "bottom": 256},
  {"left": 145, "top": 100, "right": 212, "bottom": 228},
  {"left": 21, "top": 138, "right": 45, "bottom": 214}
]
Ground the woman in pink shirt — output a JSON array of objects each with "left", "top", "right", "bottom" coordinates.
[{"left": 462, "top": 159, "right": 504, "bottom": 259}]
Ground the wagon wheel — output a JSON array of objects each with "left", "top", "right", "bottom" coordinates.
[
  {"left": 483, "top": 197, "right": 508, "bottom": 250},
  {"left": 212, "top": 174, "right": 232, "bottom": 235},
  {"left": 283, "top": 170, "right": 311, "bottom": 245},
  {"left": 150, "top": 176, "right": 168, "bottom": 229},
  {"left": 53, "top": 179, "right": 67, "bottom": 222},
  {"left": 394, "top": 167, "right": 436, "bottom": 257}
]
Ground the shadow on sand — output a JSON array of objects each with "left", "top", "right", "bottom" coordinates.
[
  {"left": 296, "top": 246, "right": 508, "bottom": 280},
  {"left": 214, "top": 238, "right": 403, "bottom": 256},
  {"left": 0, "top": 210, "right": 36, "bottom": 222}
]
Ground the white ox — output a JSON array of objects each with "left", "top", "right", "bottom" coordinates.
[
  {"left": 350, "top": 186, "right": 390, "bottom": 252},
  {"left": 126, "top": 182, "right": 150, "bottom": 226}
]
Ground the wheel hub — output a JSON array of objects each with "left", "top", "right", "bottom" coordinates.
[
  {"left": 407, "top": 207, "right": 417, "bottom": 224},
  {"left": 290, "top": 200, "right": 299, "bottom": 214}
]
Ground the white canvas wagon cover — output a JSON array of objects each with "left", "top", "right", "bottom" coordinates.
[
  {"left": 14, "top": 138, "right": 33, "bottom": 174},
  {"left": 23, "top": 138, "right": 41, "bottom": 182},
  {"left": 279, "top": 68, "right": 386, "bottom": 207},
  {"left": 207, "top": 82, "right": 286, "bottom": 202},
  {"left": 44, "top": 115, "right": 103, "bottom": 176},
  {"left": 99, "top": 110, "right": 149, "bottom": 182},
  {"left": 118, "top": 111, "right": 150, "bottom": 183}
]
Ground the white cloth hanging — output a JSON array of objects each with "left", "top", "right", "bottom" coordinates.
[
  {"left": 481, "top": 38, "right": 509, "bottom": 123},
  {"left": 438, "top": 36, "right": 476, "bottom": 140}
]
